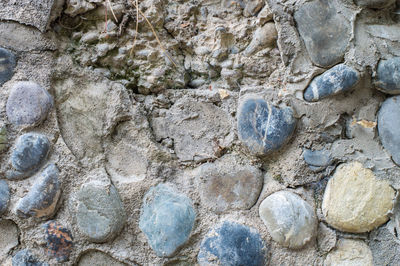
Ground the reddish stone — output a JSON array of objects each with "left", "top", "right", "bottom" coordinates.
[{"left": 43, "top": 221, "right": 73, "bottom": 262}]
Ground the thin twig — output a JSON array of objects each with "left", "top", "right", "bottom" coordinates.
[{"left": 107, "top": 0, "right": 119, "bottom": 23}]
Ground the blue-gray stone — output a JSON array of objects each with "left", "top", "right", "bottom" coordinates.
[
  {"left": 294, "top": 0, "right": 350, "bottom": 67},
  {"left": 237, "top": 97, "right": 296, "bottom": 155},
  {"left": 0, "top": 180, "right": 10, "bottom": 214},
  {"left": 378, "top": 96, "right": 400, "bottom": 165},
  {"left": 139, "top": 183, "right": 196, "bottom": 257},
  {"left": 303, "top": 149, "right": 332, "bottom": 171},
  {"left": 15, "top": 164, "right": 60, "bottom": 219},
  {"left": 6, "top": 81, "right": 53, "bottom": 126},
  {"left": 12, "top": 249, "right": 49, "bottom": 266},
  {"left": 0, "top": 47, "right": 16, "bottom": 86},
  {"left": 7, "top": 133, "right": 50, "bottom": 180},
  {"left": 376, "top": 57, "right": 400, "bottom": 94},
  {"left": 198, "top": 221, "right": 267, "bottom": 266},
  {"left": 304, "top": 64, "right": 360, "bottom": 102}
]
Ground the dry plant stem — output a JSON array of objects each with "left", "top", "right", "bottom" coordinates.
[
  {"left": 129, "top": 0, "right": 177, "bottom": 67},
  {"left": 107, "top": 0, "right": 119, "bottom": 23}
]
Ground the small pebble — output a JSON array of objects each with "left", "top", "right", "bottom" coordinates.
[
  {"left": 139, "top": 184, "right": 196, "bottom": 257},
  {"left": 12, "top": 249, "right": 49, "bottom": 266},
  {"left": 43, "top": 220, "right": 73, "bottom": 262},
  {"left": 304, "top": 64, "right": 360, "bottom": 102},
  {"left": 6, "top": 81, "right": 53, "bottom": 126},
  {"left": 237, "top": 97, "right": 296, "bottom": 155},
  {"left": 0, "top": 180, "right": 10, "bottom": 214},
  {"left": 15, "top": 164, "right": 60, "bottom": 218},
  {"left": 376, "top": 57, "right": 400, "bottom": 94},
  {"left": 244, "top": 23, "right": 277, "bottom": 56},
  {"left": 303, "top": 148, "right": 332, "bottom": 172},
  {"left": 325, "top": 239, "right": 373, "bottom": 266},
  {"left": 354, "top": 0, "right": 396, "bottom": 8},
  {"left": 259, "top": 191, "right": 317, "bottom": 249},
  {"left": 198, "top": 221, "right": 267, "bottom": 266},
  {"left": 0, "top": 47, "right": 16, "bottom": 86}
]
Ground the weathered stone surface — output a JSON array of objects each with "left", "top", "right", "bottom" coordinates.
[
  {"left": 139, "top": 184, "right": 196, "bottom": 257},
  {"left": 378, "top": 96, "right": 400, "bottom": 165},
  {"left": 355, "top": 0, "right": 396, "bottom": 8},
  {"left": 303, "top": 148, "right": 332, "bottom": 172},
  {"left": 294, "top": 0, "right": 351, "bottom": 67},
  {"left": 198, "top": 221, "right": 267, "bottom": 266},
  {"left": 0, "top": 180, "right": 10, "bottom": 214},
  {"left": 237, "top": 97, "right": 296, "bottom": 155},
  {"left": 6, "top": 81, "right": 53, "bottom": 126},
  {"left": 75, "top": 181, "right": 126, "bottom": 243},
  {"left": 0, "top": 47, "right": 16, "bottom": 86},
  {"left": 317, "top": 222, "right": 336, "bottom": 254},
  {"left": 376, "top": 57, "right": 400, "bottom": 94},
  {"left": 12, "top": 249, "right": 49, "bottom": 266},
  {"left": 325, "top": 239, "right": 373, "bottom": 266},
  {"left": 65, "top": 0, "right": 97, "bottom": 17},
  {"left": 0, "top": 220, "right": 18, "bottom": 258},
  {"left": 322, "top": 162, "right": 395, "bottom": 233},
  {"left": 7, "top": 133, "right": 50, "bottom": 180},
  {"left": 259, "top": 191, "right": 317, "bottom": 249},
  {"left": 43, "top": 220, "right": 73, "bottom": 262},
  {"left": 78, "top": 250, "right": 126, "bottom": 266},
  {"left": 369, "top": 225, "right": 400, "bottom": 265},
  {"left": 15, "top": 164, "right": 60, "bottom": 218},
  {"left": 304, "top": 64, "right": 360, "bottom": 102},
  {"left": 196, "top": 155, "right": 263, "bottom": 213},
  {"left": 244, "top": 22, "right": 277, "bottom": 56},
  {"left": 0, "top": 126, "right": 8, "bottom": 153}
]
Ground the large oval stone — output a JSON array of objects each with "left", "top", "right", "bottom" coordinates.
[
  {"left": 6, "top": 81, "right": 53, "bottom": 126},
  {"left": 304, "top": 64, "right": 360, "bottom": 102},
  {"left": 294, "top": 0, "right": 350, "bottom": 67},
  {"left": 325, "top": 239, "right": 373, "bottom": 266},
  {"left": 237, "top": 97, "right": 296, "bottom": 155},
  {"left": 0, "top": 180, "right": 10, "bottom": 214},
  {"left": 355, "top": 0, "right": 396, "bottom": 8},
  {"left": 376, "top": 57, "right": 400, "bottom": 94},
  {"left": 139, "top": 183, "right": 195, "bottom": 257},
  {"left": 378, "top": 96, "right": 400, "bottom": 165},
  {"left": 259, "top": 191, "right": 317, "bottom": 249},
  {"left": 198, "top": 221, "right": 267, "bottom": 266},
  {"left": 322, "top": 162, "right": 395, "bottom": 233},
  {"left": 75, "top": 181, "right": 126, "bottom": 243},
  {"left": 0, "top": 47, "right": 16, "bottom": 86}
]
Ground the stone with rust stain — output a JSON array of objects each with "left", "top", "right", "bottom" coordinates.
[{"left": 43, "top": 220, "right": 73, "bottom": 262}]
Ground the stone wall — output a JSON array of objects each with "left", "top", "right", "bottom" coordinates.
[{"left": 1, "top": 0, "right": 400, "bottom": 265}]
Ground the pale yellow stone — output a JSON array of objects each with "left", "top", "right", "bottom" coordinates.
[
  {"left": 322, "top": 162, "right": 395, "bottom": 233},
  {"left": 324, "top": 239, "right": 373, "bottom": 266}
]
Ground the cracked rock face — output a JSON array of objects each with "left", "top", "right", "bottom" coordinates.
[
  {"left": 0, "top": 47, "right": 16, "bottom": 86},
  {"left": 324, "top": 239, "right": 373, "bottom": 266}
]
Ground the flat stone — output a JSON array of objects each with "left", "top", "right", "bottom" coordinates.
[
  {"left": 139, "top": 184, "right": 196, "bottom": 257},
  {"left": 0, "top": 180, "right": 10, "bottom": 214},
  {"left": 304, "top": 64, "right": 360, "bottom": 102},
  {"left": 0, "top": 126, "right": 8, "bottom": 153},
  {"left": 376, "top": 57, "right": 400, "bottom": 94},
  {"left": 259, "top": 191, "right": 317, "bottom": 249},
  {"left": 198, "top": 221, "right": 267, "bottom": 266},
  {"left": 196, "top": 156, "right": 263, "bottom": 213},
  {"left": 12, "top": 249, "right": 49, "bottom": 266},
  {"left": 237, "top": 97, "right": 296, "bottom": 155},
  {"left": 378, "top": 96, "right": 400, "bottom": 165},
  {"left": 77, "top": 250, "right": 126, "bottom": 266},
  {"left": 0, "top": 47, "right": 16, "bottom": 86},
  {"left": 294, "top": 0, "right": 351, "bottom": 67},
  {"left": 0, "top": 220, "right": 19, "bottom": 258},
  {"left": 355, "top": 0, "right": 396, "bottom": 8},
  {"left": 322, "top": 162, "right": 395, "bottom": 233},
  {"left": 325, "top": 239, "right": 373, "bottom": 266},
  {"left": 6, "top": 81, "right": 53, "bottom": 126},
  {"left": 43, "top": 220, "right": 73, "bottom": 262},
  {"left": 75, "top": 181, "right": 126, "bottom": 243},
  {"left": 7, "top": 133, "right": 50, "bottom": 180},
  {"left": 15, "top": 164, "right": 60, "bottom": 218}
]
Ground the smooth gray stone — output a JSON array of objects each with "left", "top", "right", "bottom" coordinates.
[
  {"left": 355, "top": 0, "right": 396, "bottom": 8},
  {"left": 0, "top": 47, "right": 16, "bottom": 86},
  {"left": 303, "top": 149, "right": 332, "bottom": 168},
  {"left": 294, "top": 0, "right": 350, "bottom": 67},
  {"left": 376, "top": 57, "right": 400, "bottom": 94},
  {"left": 12, "top": 249, "right": 49, "bottom": 266},
  {"left": 0, "top": 180, "right": 10, "bottom": 214}
]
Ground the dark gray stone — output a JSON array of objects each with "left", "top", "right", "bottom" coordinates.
[
  {"left": 294, "top": 0, "right": 351, "bottom": 67},
  {"left": 7, "top": 133, "right": 50, "bottom": 180},
  {"left": 12, "top": 249, "right": 49, "bottom": 266},
  {"left": 139, "top": 184, "right": 196, "bottom": 257},
  {"left": 15, "top": 164, "right": 60, "bottom": 219},
  {"left": 6, "top": 81, "right": 53, "bottom": 126},
  {"left": 0, "top": 47, "right": 16, "bottom": 86},
  {"left": 376, "top": 57, "right": 400, "bottom": 94},
  {"left": 355, "top": 0, "right": 396, "bottom": 8},
  {"left": 198, "top": 221, "right": 267, "bottom": 266},
  {"left": 237, "top": 97, "right": 296, "bottom": 155},
  {"left": 0, "top": 180, "right": 10, "bottom": 214},
  {"left": 304, "top": 64, "right": 360, "bottom": 102},
  {"left": 303, "top": 149, "right": 332, "bottom": 171},
  {"left": 378, "top": 96, "right": 400, "bottom": 165}
]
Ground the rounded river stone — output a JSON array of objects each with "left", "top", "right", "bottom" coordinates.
[
  {"left": 75, "top": 182, "right": 126, "bottom": 243},
  {"left": 259, "top": 191, "right": 317, "bottom": 249},
  {"left": 237, "top": 97, "right": 296, "bottom": 155},
  {"left": 6, "top": 81, "right": 53, "bottom": 126},
  {"left": 322, "top": 162, "right": 395, "bottom": 233},
  {"left": 139, "top": 183, "right": 195, "bottom": 257},
  {"left": 304, "top": 64, "right": 360, "bottom": 102},
  {"left": 0, "top": 180, "right": 10, "bottom": 214},
  {"left": 355, "top": 0, "right": 396, "bottom": 8},
  {"left": 0, "top": 47, "right": 16, "bottom": 86},
  {"left": 43, "top": 220, "right": 73, "bottom": 262},
  {"left": 325, "top": 239, "right": 373, "bottom": 266},
  {"left": 376, "top": 57, "right": 400, "bottom": 94},
  {"left": 198, "top": 221, "right": 267, "bottom": 266},
  {"left": 378, "top": 96, "right": 400, "bottom": 165}
]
